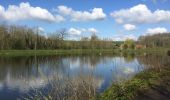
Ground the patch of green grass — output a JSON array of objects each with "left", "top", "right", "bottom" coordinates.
[
  {"left": 100, "top": 67, "right": 170, "bottom": 100},
  {"left": 0, "top": 49, "right": 115, "bottom": 57},
  {"left": 0, "top": 47, "right": 169, "bottom": 57}
]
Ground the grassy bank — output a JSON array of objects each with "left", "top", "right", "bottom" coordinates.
[
  {"left": 120, "top": 47, "right": 169, "bottom": 54},
  {"left": 0, "top": 49, "right": 115, "bottom": 56},
  {"left": 0, "top": 48, "right": 169, "bottom": 57},
  {"left": 100, "top": 66, "right": 170, "bottom": 100}
]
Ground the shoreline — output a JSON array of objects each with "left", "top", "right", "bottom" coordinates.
[
  {"left": 0, "top": 48, "right": 169, "bottom": 56},
  {"left": 100, "top": 64, "right": 170, "bottom": 100}
]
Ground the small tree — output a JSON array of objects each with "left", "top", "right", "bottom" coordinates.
[
  {"left": 124, "top": 39, "right": 135, "bottom": 49},
  {"left": 123, "top": 44, "right": 128, "bottom": 49},
  {"left": 58, "top": 28, "right": 68, "bottom": 40}
]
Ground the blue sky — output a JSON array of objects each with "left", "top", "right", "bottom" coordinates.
[{"left": 0, "top": 0, "right": 170, "bottom": 40}]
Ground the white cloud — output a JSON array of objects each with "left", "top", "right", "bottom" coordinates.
[
  {"left": 68, "top": 27, "right": 98, "bottom": 36},
  {"left": 38, "top": 27, "right": 44, "bottom": 32},
  {"left": 123, "top": 24, "right": 136, "bottom": 31},
  {"left": 0, "top": 2, "right": 64, "bottom": 22},
  {"left": 112, "top": 34, "right": 137, "bottom": 41},
  {"left": 87, "top": 28, "right": 98, "bottom": 33},
  {"left": 146, "top": 27, "right": 168, "bottom": 35},
  {"left": 57, "top": 5, "right": 106, "bottom": 21},
  {"left": 57, "top": 5, "right": 72, "bottom": 15},
  {"left": 68, "top": 28, "right": 82, "bottom": 35},
  {"left": 111, "top": 4, "right": 170, "bottom": 24}
]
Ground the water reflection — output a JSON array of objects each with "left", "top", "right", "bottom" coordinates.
[
  {"left": 137, "top": 54, "right": 170, "bottom": 70},
  {"left": 121, "top": 52, "right": 135, "bottom": 63},
  {"left": 0, "top": 53, "right": 168, "bottom": 99}
]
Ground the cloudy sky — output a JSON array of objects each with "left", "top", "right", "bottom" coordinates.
[{"left": 0, "top": 0, "right": 170, "bottom": 40}]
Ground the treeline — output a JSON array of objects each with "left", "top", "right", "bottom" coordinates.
[
  {"left": 0, "top": 24, "right": 114, "bottom": 50},
  {"left": 138, "top": 33, "right": 170, "bottom": 48}
]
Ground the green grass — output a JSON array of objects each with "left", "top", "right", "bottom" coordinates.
[
  {"left": 100, "top": 72, "right": 155, "bottom": 100},
  {"left": 100, "top": 66, "right": 170, "bottom": 100},
  {"left": 121, "top": 47, "right": 169, "bottom": 53},
  {"left": 0, "top": 49, "right": 115, "bottom": 57},
  {"left": 0, "top": 47, "right": 169, "bottom": 57}
]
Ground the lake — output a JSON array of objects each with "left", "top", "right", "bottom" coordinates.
[{"left": 0, "top": 53, "right": 169, "bottom": 99}]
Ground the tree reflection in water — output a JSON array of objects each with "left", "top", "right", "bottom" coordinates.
[{"left": 0, "top": 53, "right": 168, "bottom": 99}]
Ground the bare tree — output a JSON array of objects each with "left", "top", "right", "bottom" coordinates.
[{"left": 58, "top": 28, "right": 68, "bottom": 40}]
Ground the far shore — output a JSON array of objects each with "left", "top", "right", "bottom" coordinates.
[{"left": 0, "top": 48, "right": 169, "bottom": 56}]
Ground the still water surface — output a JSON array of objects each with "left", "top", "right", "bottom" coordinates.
[{"left": 0, "top": 54, "right": 169, "bottom": 99}]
